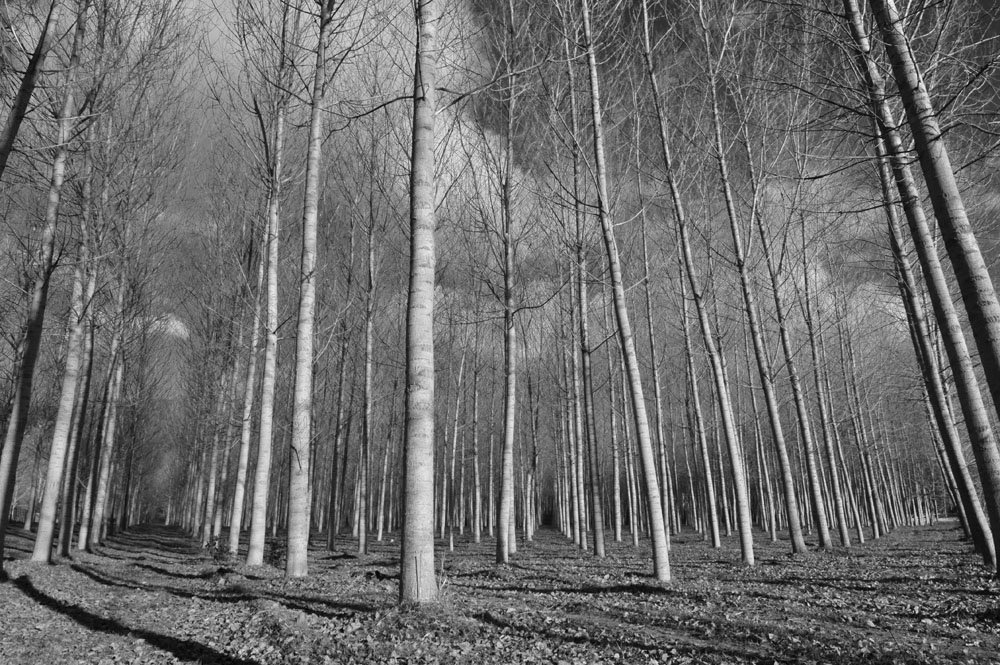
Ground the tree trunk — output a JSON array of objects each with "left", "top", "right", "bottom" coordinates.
[
  {"left": 642, "top": 0, "right": 751, "bottom": 566},
  {"left": 0, "top": 0, "right": 59, "bottom": 182},
  {"left": 246, "top": 76, "right": 287, "bottom": 569},
  {"left": 285, "top": 0, "right": 335, "bottom": 578},
  {"left": 800, "top": 238, "right": 850, "bottom": 548},
  {"left": 869, "top": 0, "right": 1000, "bottom": 430},
  {"left": 58, "top": 305, "right": 95, "bottom": 557},
  {"left": 228, "top": 235, "right": 265, "bottom": 555},
  {"left": 842, "top": 0, "right": 1000, "bottom": 565},
  {"left": 580, "top": 0, "right": 669, "bottom": 580},
  {"left": 399, "top": 0, "right": 439, "bottom": 604},
  {"left": 32, "top": 229, "right": 91, "bottom": 561},
  {"left": 471, "top": 335, "right": 482, "bottom": 544},
  {"left": 88, "top": 343, "right": 124, "bottom": 550},
  {"left": 879, "top": 134, "right": 994, "bottom": 563},
  {"left": 679, "top": 258, "right": 720, "bottom": 548}
]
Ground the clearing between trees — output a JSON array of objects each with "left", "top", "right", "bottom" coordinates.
[{"left": 1, "top": 520, "right": 996, "bottom": 664}]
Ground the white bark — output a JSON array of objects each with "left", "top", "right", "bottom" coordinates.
[{"left": 399, "top": 0, "right": 439, "bottom": 604}]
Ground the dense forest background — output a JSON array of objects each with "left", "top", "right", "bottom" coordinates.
[{"left": 1, "top": 0, "right": 1000, "bottom": 599}]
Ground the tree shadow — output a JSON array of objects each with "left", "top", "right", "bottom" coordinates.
[
  {"left": 472, "top": 609, "right": 771, "bottom": 662},
  {"left": 133, "top": 562, "right": 270, "bottom": 581},
  {"left": 12, "top": 575, "right": 258, "bottom": 665},
  {"left": 69, "top": 563, "right": 256, "bottom": 604},
  {"left": 70, "top": 561, "right": 381, "bottom": 619}
]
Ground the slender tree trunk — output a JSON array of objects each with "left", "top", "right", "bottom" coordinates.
[
  {"left": 228, "top": 239, "right": 265, "bottom": 554},
  {"left": 359, "top": 230, "right": 377, "bottom": 555},
  {"left": 580, "top": 0, "right": 668, "bottom": 579},
  {"left": 800, "top": 246, "right": 850, "bottom": 548},
  {"left": 495, "top": 0, "right": 523, "bottom": 561},
  {"left": 376, "top": 379, "right": 397, "bottom": 542},
  {"left": 246, "top": 79, "right": 288, "bottom": 569},
  {"left": 77, "top": 326, "right": 119, "bottom": 551},
  {"left": 88, "top": 342, "right": 124, "bottom": 550},
  {"left": 446, "top": 351, "right": 465, "bottom": 544},
  {"left": 679, "top": 261, "right": 720, "bottom": 548},
  {"left": 285, "top": 0, "right": 335, "bottom": 578},
  {"left": 641, "top": 0, "right": 750, "bottom": 566},
  {"left": 565, "top": 42, "right": 605, "bottom": 556},
  {"left": 326, "top": 223, "right": 356, "bottom": 549},
  {"left": 710, "top": 112, "right": 807, "bottom": 551},
  {"left": 58, "top": 306, "right": 95, "bottom": 557},
  {"left": 568, "top": 267, "right": 587, "bottom": 551},
  {"left": 472, "top": 334, "right": 482, "bottom": 543},
  {"left": 635, "top": 130, "right": 667, "bottom": 542},
  {"left": 32, "top": 233, "right": 91, "bottom": 560}
]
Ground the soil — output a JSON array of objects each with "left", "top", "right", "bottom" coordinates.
[{"left": 1, "top": 521, "right": 997, "bottom": 664}]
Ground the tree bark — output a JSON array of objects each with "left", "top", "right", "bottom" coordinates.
[
  {"left": 0, "top": 0, "right": 60, "bottom": 182},
  {"left": 246, "top": 69, "right": 288, "bottom": 568},
  {"left": 869, "top": 0, "right": 1000, "bottom": 431},
  {"left": 580, "top": 0, "right": 669, "bottom": 580},
  {"left": 399, "top": 0, "right": 439, "bottom": 604},
  {"left": 31, "top": 221, "right": 91, "bottom": 561},
  {"left": 842, "top": 0, "right": 1000, "bottom": 564}
]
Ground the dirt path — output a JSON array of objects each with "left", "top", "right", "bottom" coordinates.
[{"left": 0, "top": 521, "right": 997, "bottom": 663}]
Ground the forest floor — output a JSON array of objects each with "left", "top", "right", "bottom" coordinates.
[{"left": 0, "top": 520, "right": 997, "bottom": 664}]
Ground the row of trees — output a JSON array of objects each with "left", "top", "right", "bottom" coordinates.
[
  {"left": 1, "top": 0, "right": 998, "bottom": 605},
  {"left": 0, "top": 0, "right": 191, "bottom": 571}
]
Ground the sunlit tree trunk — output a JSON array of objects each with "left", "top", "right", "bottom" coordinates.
[
  {"left": 446, "top": 350, "right": 466, "bottom": 545},
  {"left": 58, "top": 304, "right": 95, "bottom": 557},
  {"left": 497, "top": 295, "right": 516, "bottom": 562},
  {"left": 751, "top": 204, "right": 831, "bottom": 550},
  {"left": 228, "top": 233, "right": 265, "bottom": 554},
  {"left": 842, "top": 0, "right": 1000, "bottom": 564},
  {"left": 706, "top": 72, "right": 807, "bottom": 552},
  {"left": 32, "top": 198, "right": 94, "bottom": 561},
  {"left": 495, "top": 0, "right": 524, "bottom": 563},
  {"left": 471, "top": 328, "right": 483, "bottom": 543},
  {"left": 635, "top": 122, "right": 670, "bottom": 541},
  {"left": 88, "top": 337, "right": 124, "bottom": 550},
  {"left": 579, "top": 0, "right": 668, "bottom": 580},
  {"left": 678, "top": 256, "right": 720, "bottom": 548},
  {"left": 246, "top": 79, "right": 288, "bottom": 569},
  {"left": 800, "top": 241, "right": 850, "bottom": 548},
  {"left": 200, "top": 371, "right": 228, "bottom": 547},
  {"left": 561, "top": 308, "right": 584, "bottom": 548},
  {"left": 376, "top": 379, "right": 397, "bottom": 542},
  {"left": 869, "top": 0, "right": 1000, "bottom": 431},
  {"left": 558, "top": 38, "right": 587, "bottom": 551},
  {"left": 882, "top": 152, "right": 994, "bottom": 563},
  {"left": 359, "top": 227, "right": 377, "bottom": 555},
  {"left": 399, "top": 0, "right": 439, "bottom": 604},
  {"left": 641, "top": 0, "right": 751, "bottom": 565},
  {"left": 284, "top": 0, "right": 335, "bottom": 578}
]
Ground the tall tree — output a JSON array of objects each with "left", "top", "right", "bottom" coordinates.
[
  {"left": 868, "top": 0, "right": 1000, "bottom": 431},
  {"left": 399, "top": 0, "right": 439, "bottom": 604},
  {"left": 578, "top": 0, "right": 669, "bottom": 581},
  {"left": 285, "top": 0, "right": 337, "bottom": 580}
]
